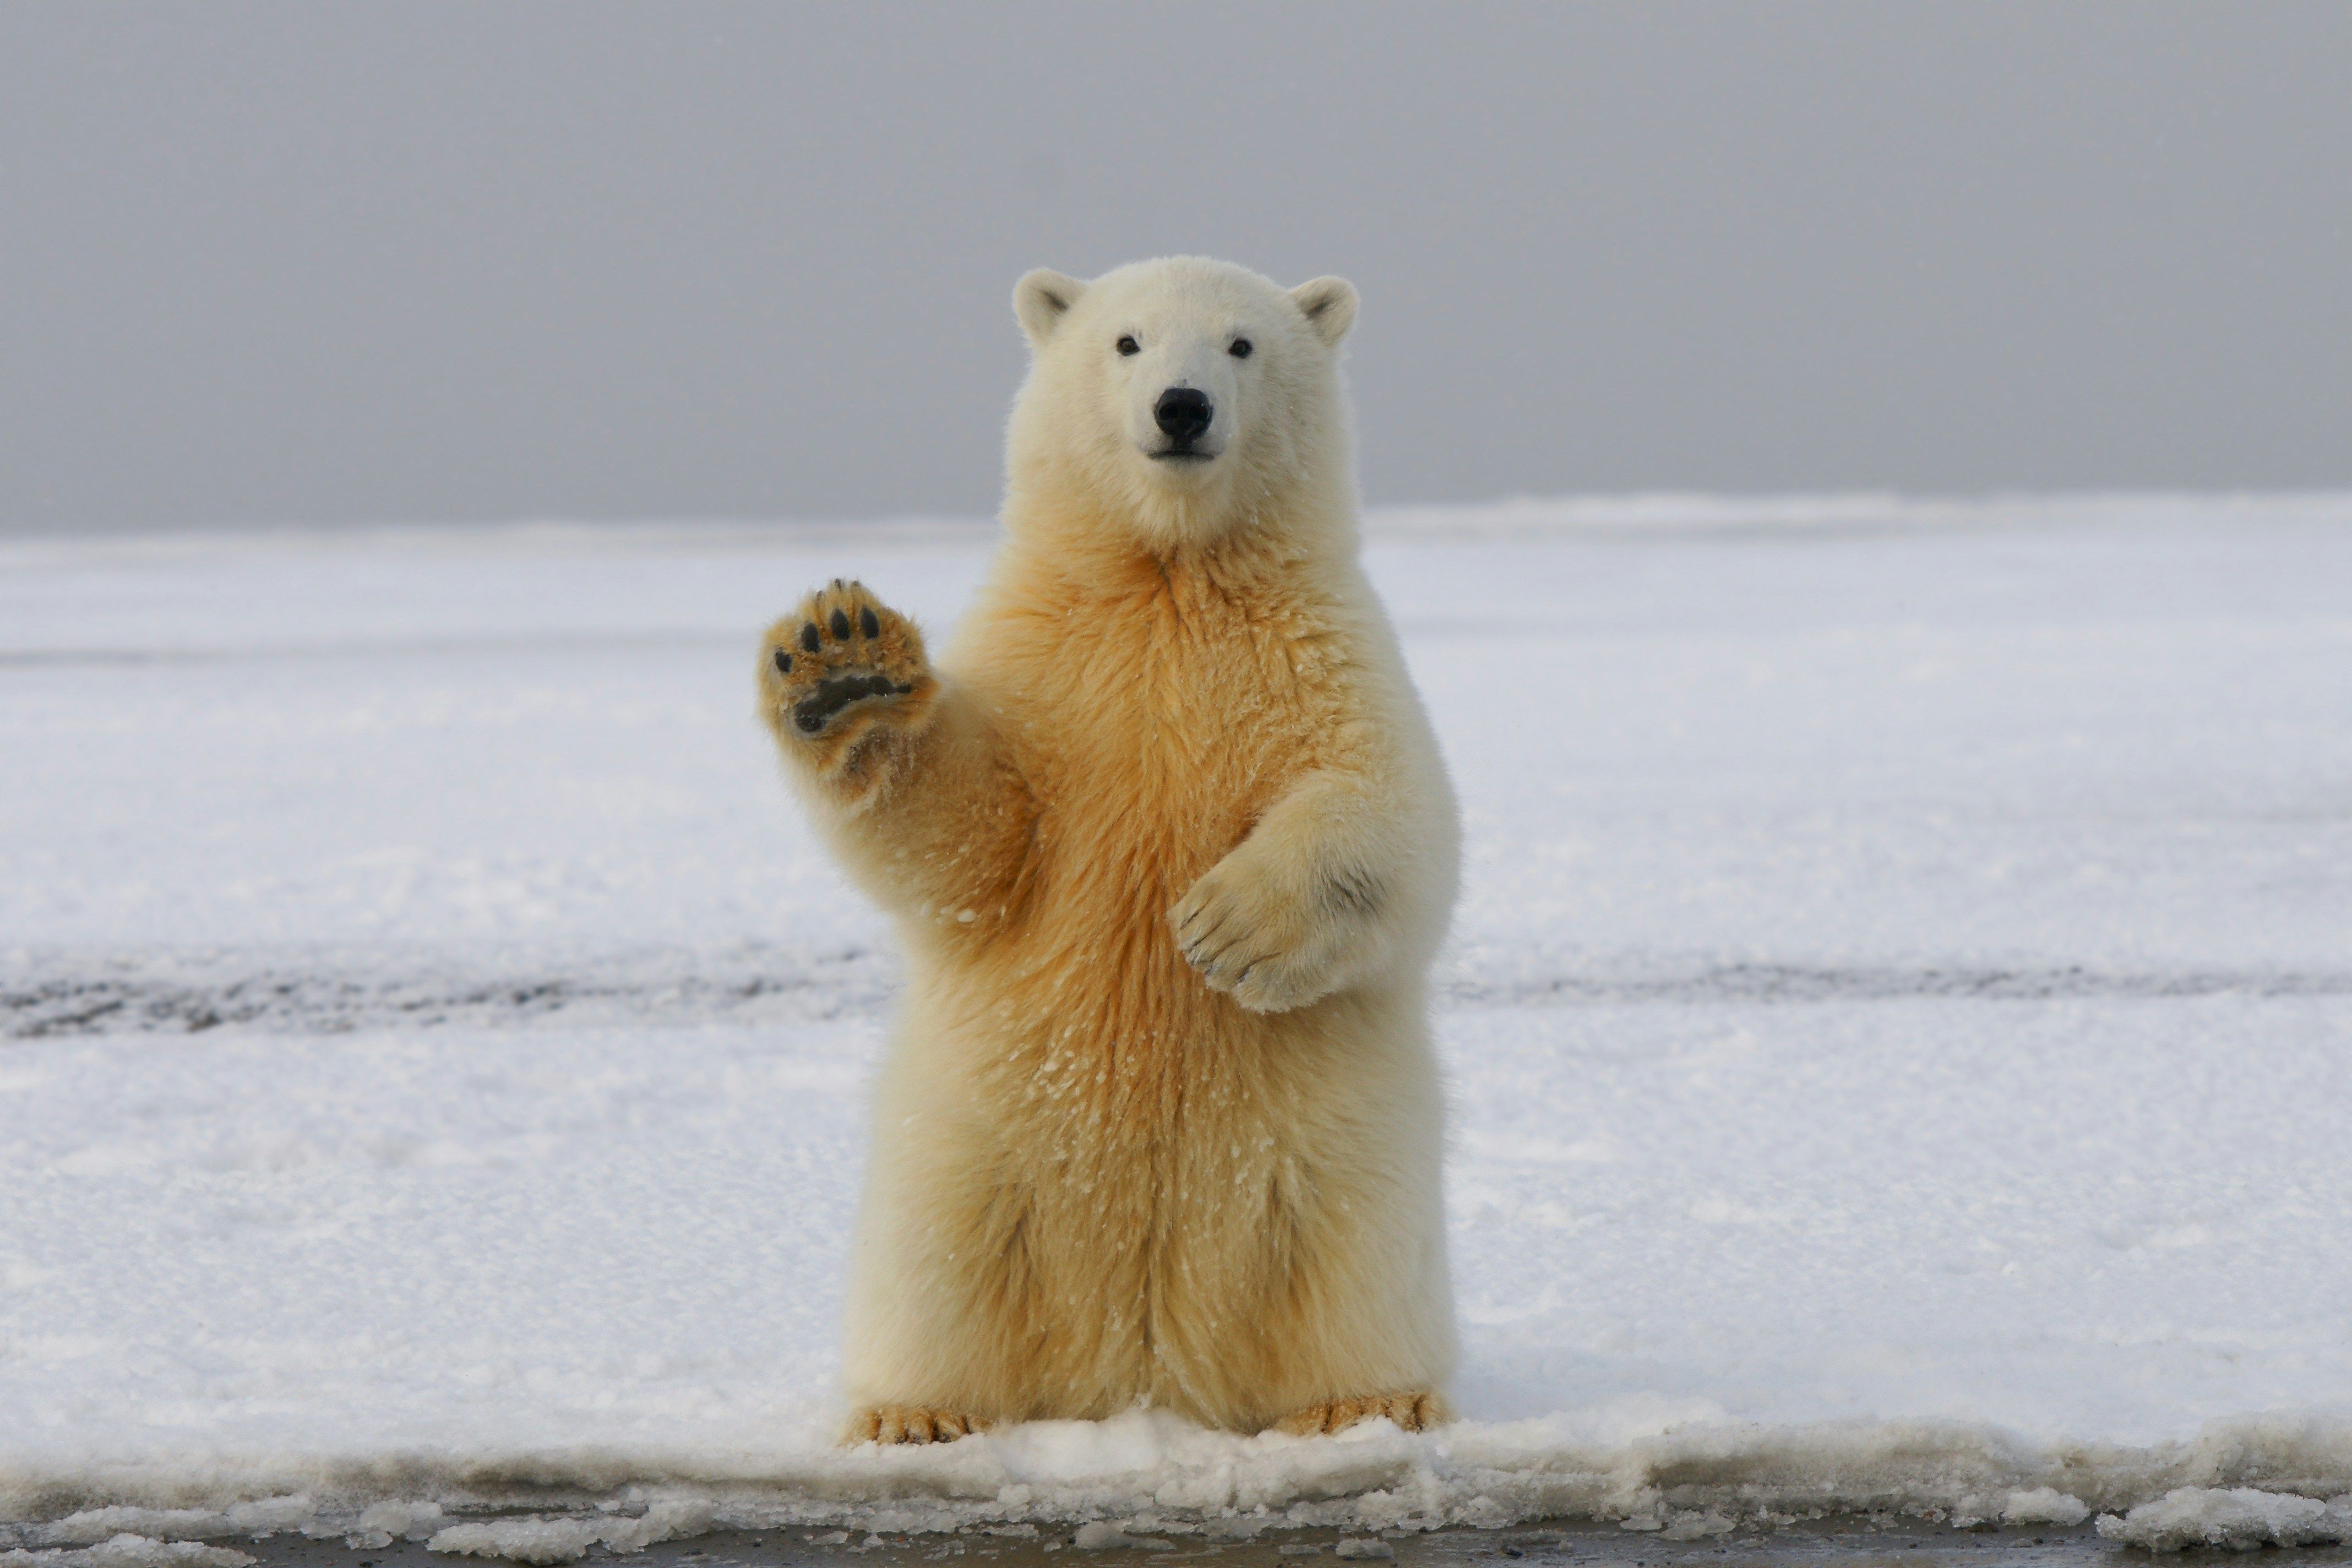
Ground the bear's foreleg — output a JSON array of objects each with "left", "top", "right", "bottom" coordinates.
[
  {"left": 1169, "top": 769, "right": 1436, "bottom": 1013},
  {"left": 760, "top": 581, "right": 1039, "bottom": 931}
]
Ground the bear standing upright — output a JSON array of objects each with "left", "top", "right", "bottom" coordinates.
[{"left": 758, "top": 257, "right": 1459, "bottom": 1442}]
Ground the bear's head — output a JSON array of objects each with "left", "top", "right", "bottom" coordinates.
[{"left": 1005, "top": 256, "right": 1359, "bottom": 552}]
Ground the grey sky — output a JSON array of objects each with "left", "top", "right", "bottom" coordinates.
[{"left": 3, "top": 1, "right": 2347, "bottom": 533}]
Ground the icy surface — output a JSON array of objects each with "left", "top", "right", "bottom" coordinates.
[
  {"left": 2, "top": 497, "right": 2349, "bottom": 1532},
  {"left": 0, "top": 1539, "right": 255, "bottom": 1568}
]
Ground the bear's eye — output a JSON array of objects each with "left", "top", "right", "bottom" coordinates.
[
  {"left": 1229, "top": 338, "right": 1253, "bottom": 359},
  {"left": 1115, "top": 336, "right": 1139, "bottom": 357}
]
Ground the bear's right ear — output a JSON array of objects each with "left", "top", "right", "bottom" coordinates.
[
  {"left": 1014, "top": 269, "right": 1087, "bottom": 349},
  {"left": 1289, "top": 276, "right": 1359, "bottom": 347}
]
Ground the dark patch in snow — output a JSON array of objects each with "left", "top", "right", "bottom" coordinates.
[
  {"left": 7, "top": 951, "right": 2345, "bottom": 1040},
  {"left": 1451, "top": 962, "right": 2352, "bottom": 1008},
  {"left": 1, "top": 947, "right": 899, "bottom": 1038}
]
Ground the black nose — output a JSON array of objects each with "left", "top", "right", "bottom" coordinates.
[{"left": 1154, "top": 386, "right": 1212, "bottom": 444}]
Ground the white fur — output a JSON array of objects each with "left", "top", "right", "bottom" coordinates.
[{"left": 779, "top": 257, "right": 1460, "bottom": 1438}]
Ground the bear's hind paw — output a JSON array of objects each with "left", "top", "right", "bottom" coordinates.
[
  {"left": 1272, "top": 1391, "right": 1447, "bottom": 1437},
  {"left": 845, "top": 1404, "right": 990, "bottom": 1445}
]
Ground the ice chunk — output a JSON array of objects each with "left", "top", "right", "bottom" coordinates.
[
  {"left": 2095, "top": 1488, "right": 2352, "bottom": 1551},
  {"left": 427, "top": 1521, "right": 606, "bottom": 1566},
  {"left": 595, "top": 1503, "right": 712, "bottom": 1555},
  {"left": 2, "top": 1536, "right": 256, "bottom": 1568},
  {"left": 426, "top": 1505, "right": 712, "bottom": 1565},
  {"left": 356, "top": 1502, "right": 445, "bottom": 1543},
  {"left": 2001, "top": 1488, "right": 2089, "bottom": 1527},
  {"left": 39, "top": 1516, "right": 230, "bottom": 1549},
  {"left": 1072, "top": 1523, "right": 1172, "bottom": 1551},
  {"left": 222, "top": 1500, "right": 312, "bottom": 1537},
  {"left": 1660, "top": 1513, "right": 1735, "bottom": 1541}
]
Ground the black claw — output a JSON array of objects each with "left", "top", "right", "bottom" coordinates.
[
  {"left": 773, "top": 650, "right": 792, "bottom": 674},
  {"left": 830, "top": 608, "right": 851, "bottom": 641},
  {"left": 859, "top": 606, "right": 880, "bottom": 639},
  {"left": 799, "top": 622, "right": 820, "bottom": 654}
]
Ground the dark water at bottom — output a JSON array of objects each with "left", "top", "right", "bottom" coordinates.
[{"left": 226, "top": 1521, "right": 2352, "bottom": 1568}]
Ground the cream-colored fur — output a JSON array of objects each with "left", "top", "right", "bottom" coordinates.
[{"left": 756, "top": 257, "right": 1459, "bottom": 1442}]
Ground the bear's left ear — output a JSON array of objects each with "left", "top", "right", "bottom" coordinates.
[
  {"left": 1014, "top": 269, "right": 1087, "bottom": 349},
  {"left": 1289, "top": 276, "right": 1358, "bottom": 347}
]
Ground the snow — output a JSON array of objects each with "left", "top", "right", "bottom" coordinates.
[{"left": 2, "top": 495, "right": 2349, "bottom": 1543}]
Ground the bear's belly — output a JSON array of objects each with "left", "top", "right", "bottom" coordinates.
[
  {"left": 983, "top": 781, "right": 1273, "bottom": 1096},
  {"left": 911, "top": 821, "right": 1389, "bottom": 1420}
]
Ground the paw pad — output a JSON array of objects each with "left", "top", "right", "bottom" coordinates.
[
  {"left": 794, "top": 672, "right": 914, "bottom": 733},
  {"left": 761, "top": 579, "right": 932, "bottom": 745}
]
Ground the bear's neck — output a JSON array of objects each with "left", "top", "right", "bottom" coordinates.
[{"left": 1002, "top": 466, "right": 1357, "bottom": 590}]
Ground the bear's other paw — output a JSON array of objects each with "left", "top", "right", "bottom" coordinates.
[
  {"left": 1272, "top": 1391, "right": 1447, "bottom": 1437},
  {"left": 1169, "top": 852, "right": 1348, "bottom": 1014},
  {"left": 843, "top": 1404, "right": 991, "bottom": 1445},
  {"left": 759, "top": 581, "right": 937, "bottom": 772}
]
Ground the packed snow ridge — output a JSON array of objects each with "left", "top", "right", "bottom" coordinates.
[{"left": 7, "top": 1413, "right": 2352, "bottom": 1554}]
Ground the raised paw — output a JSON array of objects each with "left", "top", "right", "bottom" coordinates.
[
  {"left": 1271, "top": 1391, "right": 1446, "bottom": 1438},
  {"left": 844, "top": 1404, "right": 990, "bottom": 1445},
  {"left": 758, "top": 580, "right": 936, "bottom": 761}
]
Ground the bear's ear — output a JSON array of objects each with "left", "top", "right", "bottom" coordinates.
[
  {"left": 1014, "top": 269, "right": 1086, "bottom": 349},
  {"left": 1289, "top": 276, "right": 1359, "bottom": 347}
]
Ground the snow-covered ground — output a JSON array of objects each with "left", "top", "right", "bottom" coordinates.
[{"left": 3, "top": 495, "right": 2349, "bottom": 1545}]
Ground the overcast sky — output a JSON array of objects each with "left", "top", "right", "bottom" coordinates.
[{"left": 3, "top": 1, "right": 2347, "bottom": 533}]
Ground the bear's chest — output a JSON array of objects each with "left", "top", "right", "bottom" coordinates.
[
  {"left": 1052, "top": 620, "right": 1308, "bottom": 820},
  {"left": 988, "top": 585, "right": 1343, "bottom": 908}
]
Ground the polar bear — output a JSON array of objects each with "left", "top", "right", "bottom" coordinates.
[{"left": 756, "top": 256, "right": 1459, "bottom": 1443}]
